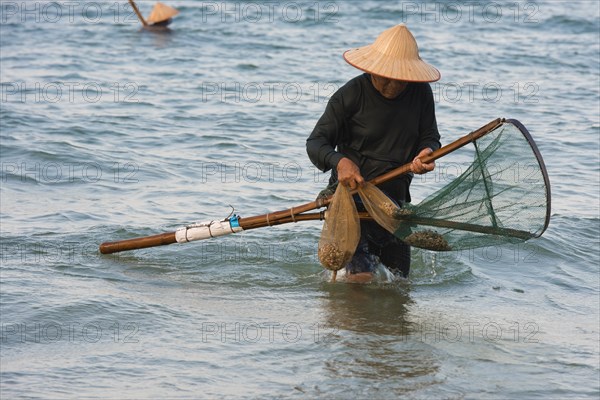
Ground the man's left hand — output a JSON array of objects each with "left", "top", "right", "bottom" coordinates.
[{"left": 411, "top": 148, "right": 435, "bottom": 174}]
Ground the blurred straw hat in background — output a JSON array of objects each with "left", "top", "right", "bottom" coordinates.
[{"left": 147, "top": 2, "right": 179, "bottom": 24}]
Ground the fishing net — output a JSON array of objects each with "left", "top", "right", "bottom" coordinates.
[
  {"left": 358, "top": 119, "right": 550, "bottom": 251},
  {"left": 318, "top": 184, "right": 361, "bottom": 280}
]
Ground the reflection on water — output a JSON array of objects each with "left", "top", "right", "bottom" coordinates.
[
  {"left": 321, "top": 280, "right": 412, "bottom": 336},
  {"left": 137, "top": 26, "right": 175, "bottom": 49},
  {"left": 318, "top": 281, "right": 441, "bottom": 389}
]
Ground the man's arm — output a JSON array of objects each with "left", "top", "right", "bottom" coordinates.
[
  {"left": 417, "top": 83, "right": 441, "bottom": 154},
  {"left": 306, "top": 78, "right": 365, "bottom": 188},
  {"left": 412, "top": 84, "right": 440, "bottom": 174},
  {"left": 306, "top": 91, "right": 347, "bottom": 173}
]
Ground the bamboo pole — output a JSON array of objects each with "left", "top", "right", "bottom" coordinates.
[
  {"left": 128, "top": 0, "right": 148, "bottom": 27},
  {"left": 99, "top": 118, "right": 504, "bottom": 254}
]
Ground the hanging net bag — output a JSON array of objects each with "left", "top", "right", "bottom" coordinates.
[
  {"left": 358, "top": 119, "right": 550, "bottom": 251},
  {"left": 318, "top": 184, "right": 361, "bottom": 281}
]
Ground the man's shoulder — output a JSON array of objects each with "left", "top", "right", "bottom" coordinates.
[
  {"left": 409, "top": 82, "right": 433, "bottom": 93},
  {"left": 340, "top": 73, "right": 370, "bottom": 92},
  {"left": 331, "top": 73, "right": 368, "bottom": 101},
  {"left": 404, "top": 82, "right": 434, "bottom": 102}
]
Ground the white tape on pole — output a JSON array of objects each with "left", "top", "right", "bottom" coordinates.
[{"left": 175, "top": 220, "right": 243, "bottom": 243}]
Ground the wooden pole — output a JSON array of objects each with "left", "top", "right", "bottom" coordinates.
[
  {"left": 99, "top": 213, "right": 325, "bottom": 254},
  {"left": 128, "top": 0, "right": 148, "bottom": 27},
  {"left": 99, "top": 118, "right": 504, "bottom": 254}
]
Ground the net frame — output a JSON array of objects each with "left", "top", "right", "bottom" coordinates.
[{"left": 358, "top": 119, "right": 551, "bottom": 251}]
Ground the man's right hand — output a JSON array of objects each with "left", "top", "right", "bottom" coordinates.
[{"left": 336, "top": 157, "right": 364, "bottom": 190}]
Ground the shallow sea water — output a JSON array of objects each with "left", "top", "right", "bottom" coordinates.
[{"left": 1, "top": 1, "right": 599, "bottom": 398}]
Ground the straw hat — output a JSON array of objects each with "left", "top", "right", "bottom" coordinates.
[
  {"left": 343, "top": 24, "right": 440, "bottom": 82},
  {"left": 147, "top": 2, "right": 179, "bottom": 24}
]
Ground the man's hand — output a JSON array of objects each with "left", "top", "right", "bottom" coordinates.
[
  {"left": 411, "top": 148, "right": 435, "bottom": 174},
  {"left": 337, "top": 157, "right": 364, "bottom": 190}
]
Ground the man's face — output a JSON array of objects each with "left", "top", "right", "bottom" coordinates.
[{"left": 370, "top": 75, "right": 408, "bottom": 99}]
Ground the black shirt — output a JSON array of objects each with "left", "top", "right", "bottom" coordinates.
[{"left": 306, "top": 73, "right": 441, "bottom": 203}]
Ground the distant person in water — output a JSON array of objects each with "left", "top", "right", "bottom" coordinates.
[
  {"left": 306, "top": 24, "right": 441, "bottom": 283},
  {"left": 128, "top": 0, "right": 179, "bottom": 28}
]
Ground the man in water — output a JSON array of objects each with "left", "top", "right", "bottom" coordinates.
[{"left": 306, "top": 24, "right": 441, "bottom": 282}]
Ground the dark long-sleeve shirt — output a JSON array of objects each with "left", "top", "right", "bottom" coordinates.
[{"left": 306, "top": 73, "right": 441, "bottom": 203}]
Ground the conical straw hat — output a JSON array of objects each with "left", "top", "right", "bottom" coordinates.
[
  {"left": 343, "top": 24, "right": 440, "bottom": 82},
  {"left": 147, "top": 2, "right": 179, "bottom": 24}
]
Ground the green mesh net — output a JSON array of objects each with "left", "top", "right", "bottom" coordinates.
[{"left": 358, "top": 119, "right": 551, "bottom": 251}]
